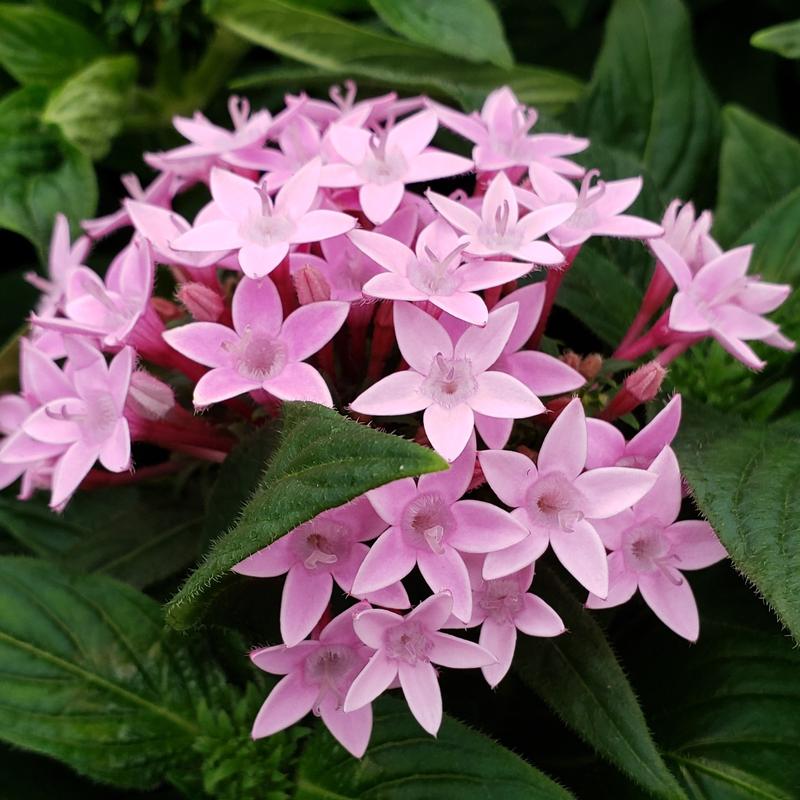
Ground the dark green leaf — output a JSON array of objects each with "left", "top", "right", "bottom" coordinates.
[
  {"left": 211, "top": 0, "right": 582, "bottom": 112},
  {"left": 43, "top": 55, "right": 137, "bottom": 159},
  {"left": 368, "top": 0, "right": 514, "bottom": 68},
  {"left": 0, "top": 87, "right": 97, "bottom": 256},
  {"left": 751, "top": 19, "right": 800, "bottom": 60},
  {"left": 0, "top": 4, "right": 105, "bottom": 85},
  {"left": 0, "top": 327, "right": 23, "bottom": 392},
  {"left": 0, "top": 495, "right": 85, "bottom": 557},
  {"left": 514, "top": 566, "right": 687, "bottom": 799},
  {"left": 674, "top": 403, "right": 800, "bottom": 642},
  {"left": 574, "top": 0, "right": 719, "bottom": 199},
  {"left": 296, "top": 696, "right": 574, "bottom": 799},
  {"left": 714, "top": 106, "right": 800, "bottom": 247},
  {"left": 548, "top": 0, "right": 591, "bottom": 28},
  {"left": 166, "top": 402, "right": 446, "bottom": 630}
]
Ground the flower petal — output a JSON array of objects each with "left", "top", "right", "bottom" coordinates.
[
  {"left": 398, "top": 660, "right": 442, "bottom": 735},
  {"left": 318, "top": 696, "right": 373, "bottom": 758},
  {"left": 350, "top": 370, "right": 429, "bottom": 416},
  {"left": 282, "top": 301, "right": 349, "bottom": 362},
  {"left": 360, "top": 182, "right": 405, "bottom": 225},
  {"left": 344, "top": 651, "right": 397, "bottom": 712},
  {"left": 194, "top": 367, "right": 258, "bottom": 407},
  {"left": 352, "top": 527, "right": 416, "bottom": 595},
  {"left": 478, "top": 449, "right": 537, "bottom": 508},
  {"left": 367, "top": 479, "right": 418, "bottom": 526},
  {"left": 238, "top": 241, "right": 289, "bottom": 278},
  {"left": 514, "top": 593, "right": 565, "bottom": 637},
  {"left": 585, "top": 418, "right": 626, "bottom": 469},
  {"left": 639, "top": 570, "right": 699, "bottom": 642},
  {"left": 537, "top": 397, "right": 586, "bottom": 479},
  {"left": 353, "top": 608, "right": 404, "bottom": 649},
  {"left": 293, "top": 209, "right": 356, "bottom": 243},
  {"left": 418, "top": 431, "right": 475, "bottom": 503},
  {"left": 455, "top": 303, "right": 517, "bottom": 373},
  {"left": 478, "top": 617, "right": 515, "bottom": 687},
  {"left": 417, "top": 547, "right": 472, "bottom": 622},
  {"left": 429, "top": 631, "right": 495, "bottom": 668},
  {"left": 431, "top": 291, "right": 488, "bottom": 326},
  {"left": 394, "top": 301, "right": 454, "bottom": 372},
  {"left": 251, "top": 672, "right": 317, "bottom": 738},
  {"left": 470, "top": 372, "right": 543, "bottom": 419},
  {"left": 665, "top": 520, "right": 726, "bottom": 569},
  {"left": 348, "top": 229, "right": 414, "bottom": 275},
  {"left": 505, "top": 351, "right": 584, "bottom": 396},
  {"left": 449, "top": 501, "right": 528, "bottom": 553},
  {"left": 280, "top": 564, "right": 333, "bottom": 646},
  {"left": 232, "top": 276, "right": 283, "bottom": 335},
  {"left": 575, "top": 467, "right": 658, "bottom": 519},
  {"left": 585, "top": 550, "right": 637, "bottom": 609},
  {"left": 163, "top": 322, "right": 237, "bottom": 368},
  {"left": 233, "top": 536, "right": 294, "bottom": 577},
  {"left": 423, "top": 403, "right": 475, "bottom": 462},
  {"left": 550, "top": 519, "right": 609, "bottom": 598}
]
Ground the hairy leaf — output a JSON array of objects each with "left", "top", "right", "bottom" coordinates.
[
  {"left": 514, "top": 566, "right": 686, "bottom": 799},
  {"left": 368, "top": 0, "right": 514, "bottom": 68},
  {"left": 166, "top": 402, "right": 446, "bottom": 630},
  {"left": 210, "top": 0, "right": 582, "bottom": 112},
  {"left": 751, "top": 19, "right": 800, "bottom": 60},
  {"left": 296, "top": 696, "right": 574, "bottom": 799},
  {"left": 675, "top": 404, "right": 800, "bottom": 641},
  {"left": 0, "top": 4, "right": 105, "bottom": 85}
]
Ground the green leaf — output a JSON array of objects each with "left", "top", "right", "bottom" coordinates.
[
  {"left": 211, "top": 0, "right": 582, "bottom": 112},
  {"left": 555, "top": 246, "right": 643, "bottom": 346},
  {"left": 0, "top": 495, "right": 86, "bottom": 557},
  {"left": 368, "top": 0, "right": 514, "bottom": 68},
  {"left": 296, "top": 696, "right": 574, "bottom": 799},
  {"left": 574, "top": 0, "right": 719, "bottom": 199},
  {"left": 0, "top": 327, "right": 23, "bottom": 392},
  {"left": 166, "top": 402, "right": 446, "bottom": 630},
  {"left": 674, "top": 403, "right": 800, "bottom": 642},
  {"left": 0, "top": 4, "right": 105, "bottom": 85},
  {"left": 514, "top": 566, "right": 687, "bottom": 799},
  {"left": 714, "top": 106, "right": 800, "bottom": 246},
  {"left": 0, "top": 557, "right": 228, "bottom": 788},
  {"left": 43, "top": 55, "right": 137, "bottom": 159},
  {"left": 751, "top": 19, "right": 800, "bottom": 60},
  {"left": 0, "top": 87, "right": 97, "bottom": 256}
]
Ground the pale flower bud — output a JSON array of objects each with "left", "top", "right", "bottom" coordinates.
[
  {"left": 126, "top": 370, "right": 175, "bottom": 421},
  {"left": 176, "top": 282, "right": 224, "bottom": 322},
  {"left": 293, "top": 263, "right": 332, "bottom": 304}
]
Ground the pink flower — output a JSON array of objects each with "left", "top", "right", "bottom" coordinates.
[
  {"left": 344, "top": 591, "right": 495, "bottom": 735},
  {"left": 426, "top": 171, "right": 572, "bottom": 263},
  {"left": 654, "top": 242, "right": 794, "bottom": 370},
  {"left": 586, "top": 447, "right": 726, "bottom": 641},
  {"left": 171, "top": 159, "right": 356, "bottom": 278},
  {"left": 438, "top": 283, "right": 585, "bottom": 448},
  {"left": 351, "top": 218, "right": 533, "bottom": 325},
  {"left": 233, "top": 496, "right": 409, "bottom": 646},
  {"left": 352, "top": 435, "right": 528, "bottom": 622},
  {"left": 520, "top": 167, "right": 663, "bottom": 248},
  {"left": 463, "top": 557, "right": 564, "bottom": 687},
  {"left": 587, "top": 394, "right": 682, "bottom": 469},
  {"left": 658, "top": 199, "right": 721, "bottom": 272},
  {"left": 430, "top": 86, "right": 588, "bottom": 175},
  {"left": 478, "top": 398, "right": 658, "bottom": 597},
  {"left": 162, "top": 276, "right": 348, "bottom": 408},
  {"left": 250, "top": 601, "right": 375, "bottom": 757},
  {"left": 321, "top": 110, "right": 473, "bottom": 224},
  {"left": 20, "top": 346, "right": 134, "bottom": 507},
  {"left": 350, "top": 302, "right": 544, "bottom": 460}
]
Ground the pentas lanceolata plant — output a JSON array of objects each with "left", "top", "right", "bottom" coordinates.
[{"left": 0, "top": 84, "right": 792, "bottom": 757}]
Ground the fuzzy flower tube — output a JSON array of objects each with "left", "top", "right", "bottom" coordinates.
[{"left": 0, "top": 82, "right": 792, "bottom": 758}]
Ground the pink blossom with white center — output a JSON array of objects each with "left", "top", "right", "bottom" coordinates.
[
  {"left": 26, "top": 213, "right": 91, "bottom": 318},
  {"left": 344, "top": 591, "right": 496, "bottom": 735},
  {"left": 438, "top": 283, "right": 585, "bottom": 448},
  {"left": 426, "top": 171, "right": 573, "bottom": 263},
  {"left": 233, "top": 496, "right": 409, "bottom": 646},
  {"left": 352, "top": 435, "right": 528, "bottom": 622},
  {"left": 461, "top": 556, "right": 564, "bottom": 687},
  {"left": 519, "top": 166, "right": 663, "bottom": 248},
  {"left": 478, "top": 398, "right": 658, "bottom": 597},
  {"left": 321, "top": 110, "right": 473, "bottom": 224},
  {"left": 20, "top": 346, "right": 134, "bottom": 508},
  {"left": 429, "top": 86, "right": 588, "bottom": 175},
  {"left": 350, "top": 302, "right": 544, "bottom": 461},
  {"left": 30, "top": 239, "right": 156, "bottom": 349},
  {"left": 586, "top": 447, "right": 726, "bottom": 641},
  {"left": 171, "top": 159, "right": 356, "bottom": 278},
  {"left": 658, "top": 199, "right": 721, "bottom": 273},
  {"left": 586, "top": 394, "right": 682, "bottom": 470},
  {"left": 250, "top": 601, "right": 375, "bottom": 757},
  {"left": 350, "top": 218, "right": 533, "bottom": 326},
  {"left": 654, "top": 242, "right": 794, "bottom": 370},
  {"left": 162, "top": 276, "right": 348, "bottom": 408}
]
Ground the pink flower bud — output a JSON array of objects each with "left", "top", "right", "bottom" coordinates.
[
  {"left": 293, "top": 263, "right": 332, "bottom": 304},
  {"left": 176, "top": 282, "right": 224, "bottom": 322},
  {"left": 625, "top": 360, "right": 666, "bottom": 403},
  {"left": 580, "top": 353, "right": 603, "bottom": 382},
  {"left": 125, "top": 370, "right": 175, "bottom": 421}
]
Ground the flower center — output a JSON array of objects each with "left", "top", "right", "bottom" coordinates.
[
  {"left": 384, "top": 621, "right": 433, "bottom": 664},
  {"left": 229, "top": 328, "right": 287, "bottom": 381},
  {"left": 358, "top": 131, "right": 407, "bottom": 185},
  {"left": 401, "top": 492, "right": 455, "bottom": 553},
  {"left": 239, "top": 213, "right": 295, "bottom": 246},
  {"left": 406, "top": 243, "right": 466, "bottom": 296},
  {"left": 525, "top": 472, "right": 585, "bottom": 532},
  {"left": 420, "top": 353, "right": 477, "bottom": 409},
  {"left": 304, "top": 644, "right": 358, "bottom": 713},
  {"left": 292, "top": 519, "right": 350, "bottom": 570},
  {"left": 479, "top": 201, "right": 521, "bottom": 251},
  {"left": 478, "top": 576, "right": 523, "bottom": 624},
  {"left": 622, "top": 520, "right": 682, "bottom": 583}
]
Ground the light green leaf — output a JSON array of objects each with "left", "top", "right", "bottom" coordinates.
[
  {"left": 514, "top": 566, "right": 686, "bottom": 799},
  {"left": 0, "top": 3, "right": 105, "bottom": 85},
  {"left": 574, "top": 0, "right": 719, "bottom": 199},
  {"left": 211, "top": 0, "right": 582, "bottom": 112},
  {"left": 296, "top": 696, "right": 574, "bottom": 799},
  {"left": 43, "top": 55, "right": 137, "bottom": 159},
  {"left": 368, "top": 0, "right": 514, "bottom": 68},
  {"left": 674, "top": 404, "right": 800, "bottom": 642},
  {"left": 166, "top": 402, "right": 446, "bottom": 630},
  {"left": 751, "top": 19, "right": 800, "bottom": 60},
  {"left": 0, "top": 87, "right": 97, "bottom": 256}
]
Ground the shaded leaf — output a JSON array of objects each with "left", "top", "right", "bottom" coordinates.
[
  {"left": 296, "top": 696, "right": 574, "bottom": 799},
  {"left": 514, "top": 566, "right": 687, "bottom": 799},
  {"left": 368, "top": 0, "right": 514, "bottom": 68},
  {"left": 166, "top": 402, "right": 446, "bottom": 630},
  {"left": 751, "top": 19, "right": 800, "bottom": 60}
]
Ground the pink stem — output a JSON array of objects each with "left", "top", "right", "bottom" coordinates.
[{"left": 528, "top": 245, "right": 582, "bottom": 349}]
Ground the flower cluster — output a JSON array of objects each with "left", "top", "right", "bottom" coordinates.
[{"left": 0, "top": 84, "right": 791, "bottom": 756}]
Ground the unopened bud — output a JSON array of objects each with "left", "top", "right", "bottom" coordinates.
[
  {"left": 625, "top": 360, "right": 666, "bottom": 403},
  {"left": 580, "top": 353, "right": 603, "bottom": 382},
  {"left": 126, "top": 370, "right": 175, "bottom": 421},
  {"left": 176, "top": 282, "right": 224, "bottom": 322},
  {"left": 293, "top": 264, "right": 331, "bottom": 304},
  {"left": 151, "top": 297, "right": 182, "bottom": 322},
  {"left": 560, "top": 350, "right": 582, "bottom": 371}
]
